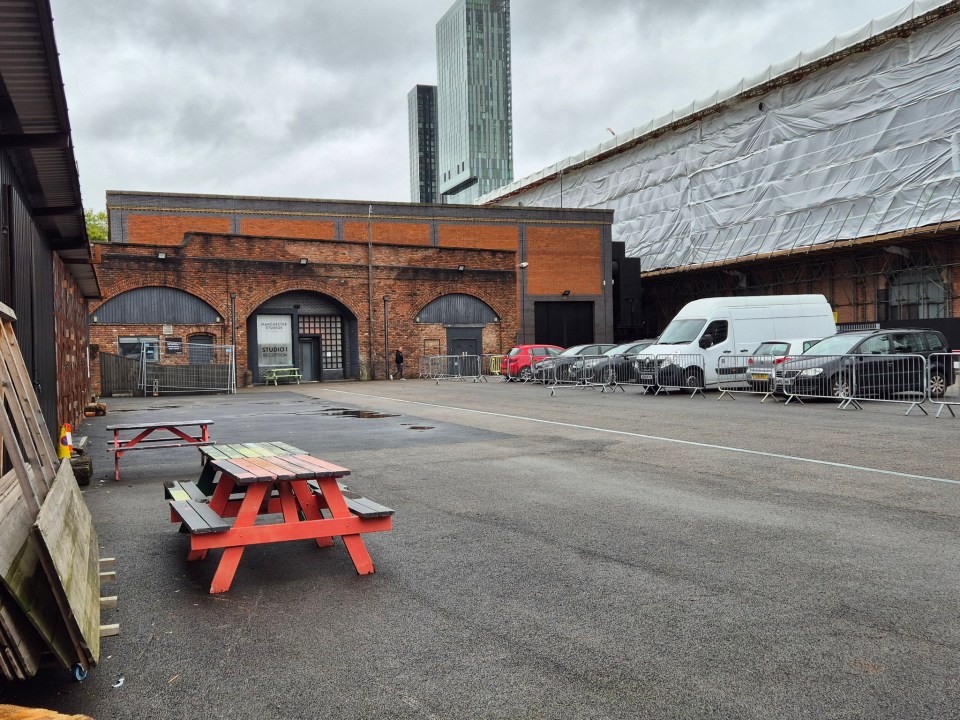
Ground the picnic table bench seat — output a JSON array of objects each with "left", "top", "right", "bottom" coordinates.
[
  {"left": 263, "top": 367, "right": 302, "bottom": 385},
  {"left": 169, "top": 500, "right": 231, "bottom": 534}
]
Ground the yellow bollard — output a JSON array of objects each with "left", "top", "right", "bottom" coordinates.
[{"left": 57, "top": 423, "right": 73, "bottom": 460}]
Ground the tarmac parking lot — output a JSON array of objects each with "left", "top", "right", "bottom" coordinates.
[{"left": 2, "top": 379, "right": 959, "bottom": 719}]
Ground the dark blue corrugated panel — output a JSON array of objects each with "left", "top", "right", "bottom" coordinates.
[
  {"left": 94, "top": 287, "right": 220, "bottom": 324},
  {"left": 258, "top": 290, "right": 348, "bottom": 316},
  {"left": 417, "top": 293, "right": 497, "bottom": 325}
]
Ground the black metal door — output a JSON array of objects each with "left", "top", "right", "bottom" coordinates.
[
  {"left": 534, "top": 302, "right": 594, "bottom": 347},
  {"left": 446, "top": 327, "right": 481, "bottom": 376}
]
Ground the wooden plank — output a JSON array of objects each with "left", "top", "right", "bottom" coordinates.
[
  {"left": 237, "top": 456, "right": 297, "bottom": 481},
  {"left": 109, "top": 440, "right": 215, "bottom": 452},
  {"left": 0, "top": 586, "right": 44, "bottom": 679},
  {"left": 33, "top": 461, "right": 102, "bottom": 664},
  {"left": 0, "top": 322, "right": 58, "bottom": 490},
  {"left": 258, "top": 455, "right": 315, "bottom": 479},
  {"left": 210, "top": 458, "right": 258, "bottom": 482},
  {"left": 99, "top": 623, "right": 120, "bottom": 637},
  {"left": 99, "top": 596, "right": 118, "bottom": 610},
  {"left": 169, "top": 500, "right": 230, "bottom": 534},
  {"left": 289, "top": 454, "right": 351, "bottom": 477},
  {"left": 199, "top": 445, "right": 230, "bottom": 461},
  {"left": 99, "top": 571, "right": 116, "bottom": 583},
  {"left": 99, "top": 558, "right": 116, "bottom": 571},
  {"left": 106, "top": 420, "right": 214, "bottom": 431},
  {"left": 269, "top": 441, "right": 307, "bottom": 455},
  {"left": 163, "top": 481, "right": 207, "bottom": 502}
]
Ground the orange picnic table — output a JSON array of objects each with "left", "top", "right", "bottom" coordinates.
[{"left": 165, "top": 442, "right": 393, "bottom": 594}]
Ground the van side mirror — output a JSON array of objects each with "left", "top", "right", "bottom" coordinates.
[{"left": 699, "top": 334, "right": 713, "bottom": 349}]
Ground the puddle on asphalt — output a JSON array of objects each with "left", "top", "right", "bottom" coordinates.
[
  {"left": 321, "top": 408, "right": 398, "bottom": 419},
  {"left": 407, "top": 426, "right": 434, "bottom": 431}
]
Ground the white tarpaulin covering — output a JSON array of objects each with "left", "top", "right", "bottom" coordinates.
[{"left": 480, "top": 1, "right": 960, "bottom": 273}]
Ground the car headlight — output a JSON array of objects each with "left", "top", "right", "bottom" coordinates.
[{"left": 799, "top": 367, "right": 824, "bottom": 377}]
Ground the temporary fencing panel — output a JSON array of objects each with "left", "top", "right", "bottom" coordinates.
[
  {"left": 930, "top": 352, "right": 960, "bottom": 417},
  {"left": 140, "top": 343, "right": 236, "bottom": 395},
  {"left": 424, "top": 355, "right": 484, "bottom": 383},
  {"left": 716, "top": 355, "right": 782, "bottom": 402},
  {"left": 779, "top": 353, "right": 928, "bottom": 413},
  {"left": 484, "top": 355, "right": 507, "bottom": 380},
  {"left": 547, "top": 355, "right": 610, "bottom": 396},
  {"left": 632, "top": 354, "right": 707, "bottom": 397}
]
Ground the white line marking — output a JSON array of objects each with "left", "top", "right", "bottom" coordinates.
[{"left": 325, "top": 389, "right": 960, "bottom": 487}]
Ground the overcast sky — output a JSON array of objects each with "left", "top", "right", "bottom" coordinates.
[{"left": 51, "top": 0, "right": 915, "bottom": 212}]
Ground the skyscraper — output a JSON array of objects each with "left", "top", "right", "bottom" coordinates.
[
  {"left": 435, "top": 0, "right": 513, "bottom": 204},
  {"left": 408, "top": 85, "right": 438, "bottom": 204}
]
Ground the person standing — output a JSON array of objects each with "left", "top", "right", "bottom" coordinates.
[{"left": 394, "top": 346, "right": 405, "bottom": 380}]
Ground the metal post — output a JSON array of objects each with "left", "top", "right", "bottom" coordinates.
[
  {"left": 230, "top": 292, "right": 237, "bottom": 393},
  {"left": 383, "top": 295, "right": 390, "bottom": 379},
  {"left": 367, "top": 205, "right": 376, "bottom": 379}
]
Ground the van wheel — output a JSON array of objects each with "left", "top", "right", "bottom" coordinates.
[
  {"left": 684, "top": 367, "right": 704, "bottom": 389},
  {"left": 929, "top": 367, "right": 947, "bottom": 398},
  {"left": 829, "top": 373, "right": 855, "bottom": 398}
]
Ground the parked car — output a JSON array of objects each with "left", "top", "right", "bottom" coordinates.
[
  {"left": 746, "top": 338, "right": 822, "bottom": 392},
  {"left": 501, "top": 344, "right": 563, "bottom": 381},
  {"left": 532, "top": 343, "right": 616, "bottom": 382},
  {"left": 779, "top": 328, "right": 953, "bottom": 399},
  {"left": 571, "top": 340, "right": 658, "bottom": 384}
]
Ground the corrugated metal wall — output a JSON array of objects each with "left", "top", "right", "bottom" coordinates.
[
  {"left": 1, "top": 160, "right": 60, "bottom": 438},
  {"left": 417, "top": 293, "right": 498, "bottom": 325},
  {"left": 94, "top": 286, "right": 220, "bottom": 324}
]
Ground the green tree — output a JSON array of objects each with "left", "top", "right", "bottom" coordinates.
[{"left": 85, "top": 209, "right": 108, "bottom": 243}]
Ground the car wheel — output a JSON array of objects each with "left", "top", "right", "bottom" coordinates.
[
  {"left": 829, "top": 373, "right": 854, "bottom": 398},
  {"left": 519, "top": 367, "right": 532, "bottom": 381},
  {"left": 684, "top": 367, "right": 704, "bottom": 389},
  {"left": 929, "top": 366, "right": 947, "bottom": 398},
  {"left": 604, "top": 366, "right": 617, "bottom": 385}
]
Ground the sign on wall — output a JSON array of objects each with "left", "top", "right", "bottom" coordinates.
[
  {"left": 165, "top": 337, "right": 183, "bottom": 355},
  {"left": 257, "top": 314, "right": 292, "bottom": 367}
]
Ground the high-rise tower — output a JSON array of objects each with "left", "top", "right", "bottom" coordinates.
[
  {"left": 408, "top": 85, "right": 438, "bottom": 203},
  {"left": 435, "top": 0, "right": 512, "bottom": 204}
]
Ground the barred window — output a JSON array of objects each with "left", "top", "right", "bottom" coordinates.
[{"left": 299, "top": 315, "right": 343, "bottom": 369}]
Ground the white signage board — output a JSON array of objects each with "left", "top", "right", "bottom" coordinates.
[{"left": 257, "top": 314, "right": 292, "bottom": 367}]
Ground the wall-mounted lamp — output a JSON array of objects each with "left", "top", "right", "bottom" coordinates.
[
  {"left": 215, "top": 316, "right": 223, "bottom": 323},
  {"left": 299, "top": 258, "right": 308, "bottom": 265},
  {"left": 157, "top": 251, "right": 167, "bottom": 260},
  {"left": 518, "top": 261, "right": 529, "bottom": 269},
  {"left": 91, "top": 315, "right": 98, "bottom": 324},
  {"left": 561, "top": 290, "right": 571, "bottom": 297},
  {"left": 457, "top": 264, "right": 465, "bottom": 272}
]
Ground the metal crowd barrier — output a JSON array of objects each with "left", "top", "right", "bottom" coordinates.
[
  {"left": 423, "top": 354, "right": 483, "bottom": 384},
  {"left": 716, "top": 354, "right": 782, "bottom": 403},
  {"left": 632, "top": 353, "right": 707, "bottom": 397},
  {"left": 483, "top": 354, "right": 507, "bottom": 381},
  {"left": 779, "top": 353, "right": 929, "bottom": 413},
  {"left": 546, "top": 354, "right": 610, "bottom": 396},
  {"left": 930, "top": 351, "right": 960, "bottom": 417}
]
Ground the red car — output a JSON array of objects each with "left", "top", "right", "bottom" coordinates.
[{"left": 501, "top": 344, "right": 563, "bottom": 381}]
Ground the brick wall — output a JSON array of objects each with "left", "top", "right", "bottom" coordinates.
[
  {"left": 124, "top": 214, "right": 232, "bottom": 245},
  {"left": 526, "top": 227, "right": 602, "bottom": 296},
  {"left": 91, "top": 234, "right": 517, "bottom": 389},
  {"left": 53, "top": 255, "right": 90, "bottom": 426}
]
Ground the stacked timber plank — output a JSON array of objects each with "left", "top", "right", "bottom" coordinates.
[{"left": 0, "top": 302, "right": 105, "bottom": 680}]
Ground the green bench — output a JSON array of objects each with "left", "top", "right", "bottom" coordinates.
[{"left": 263, "top": 367, "right": 302, "bottom": 385}]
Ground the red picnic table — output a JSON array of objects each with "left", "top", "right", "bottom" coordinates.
[
  {"left": 107, "top": 419, "right": 214, "bottom": 481},
  {"left": 165, "top": 442, "right": 394, "bottom": 594}
]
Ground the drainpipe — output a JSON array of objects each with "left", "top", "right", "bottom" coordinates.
[{"left": 367, "top": 205, "right": 375, "bottom": 378}]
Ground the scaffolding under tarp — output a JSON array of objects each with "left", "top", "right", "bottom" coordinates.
[{"left": 479, "top": 1, "right": 960, "bottom": 274}]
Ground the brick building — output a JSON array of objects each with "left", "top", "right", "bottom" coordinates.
[{"left": 91, "top": 192, "right": 612, "bottom": 393}]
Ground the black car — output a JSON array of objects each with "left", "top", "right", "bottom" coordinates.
[
  {"left": 532, "top": 343, "right": 616, "bottom": 383},
  {"left": 570, "top": 340, "right": 658, "bottom": 384},
  {"left": 779, "top": 328, "right": 954, "bottom": 399}
]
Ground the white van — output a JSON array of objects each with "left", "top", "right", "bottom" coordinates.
[{"left": 635, "top": 295, "right": 837, "bottom": 389}]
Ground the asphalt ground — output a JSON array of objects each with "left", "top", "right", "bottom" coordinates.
[{"left": 2, "top": 379, "right": 959, "bottom": 719}]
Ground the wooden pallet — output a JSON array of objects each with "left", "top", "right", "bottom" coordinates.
[{"left": 0, "top": 302, "right": 112, "bottom": 680}]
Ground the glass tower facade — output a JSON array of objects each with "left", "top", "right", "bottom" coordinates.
[
  {"left": 408, "top": 85, "right": 438, "bottom": 203},
  {"left": 436, "top": 0, "right": 513, "bottom": 204}
]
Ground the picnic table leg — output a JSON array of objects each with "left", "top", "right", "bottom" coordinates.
[
  {"left": 208, "top": 482, "right": 270, "bottom": 594},
  {"left": 315, "top": 477, "right": 375, "bottom": 575},
  {"left": 290, "top": 481, "right": 333, "bottom": 548}
]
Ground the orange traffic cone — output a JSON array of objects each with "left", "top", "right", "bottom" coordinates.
[{"left": 57, "top": 423, "right": 73, "bottom": 460}]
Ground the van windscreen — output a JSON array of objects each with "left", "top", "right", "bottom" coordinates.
[{"left": 658, "top": 318, "right": 706, "bottom": 344}]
